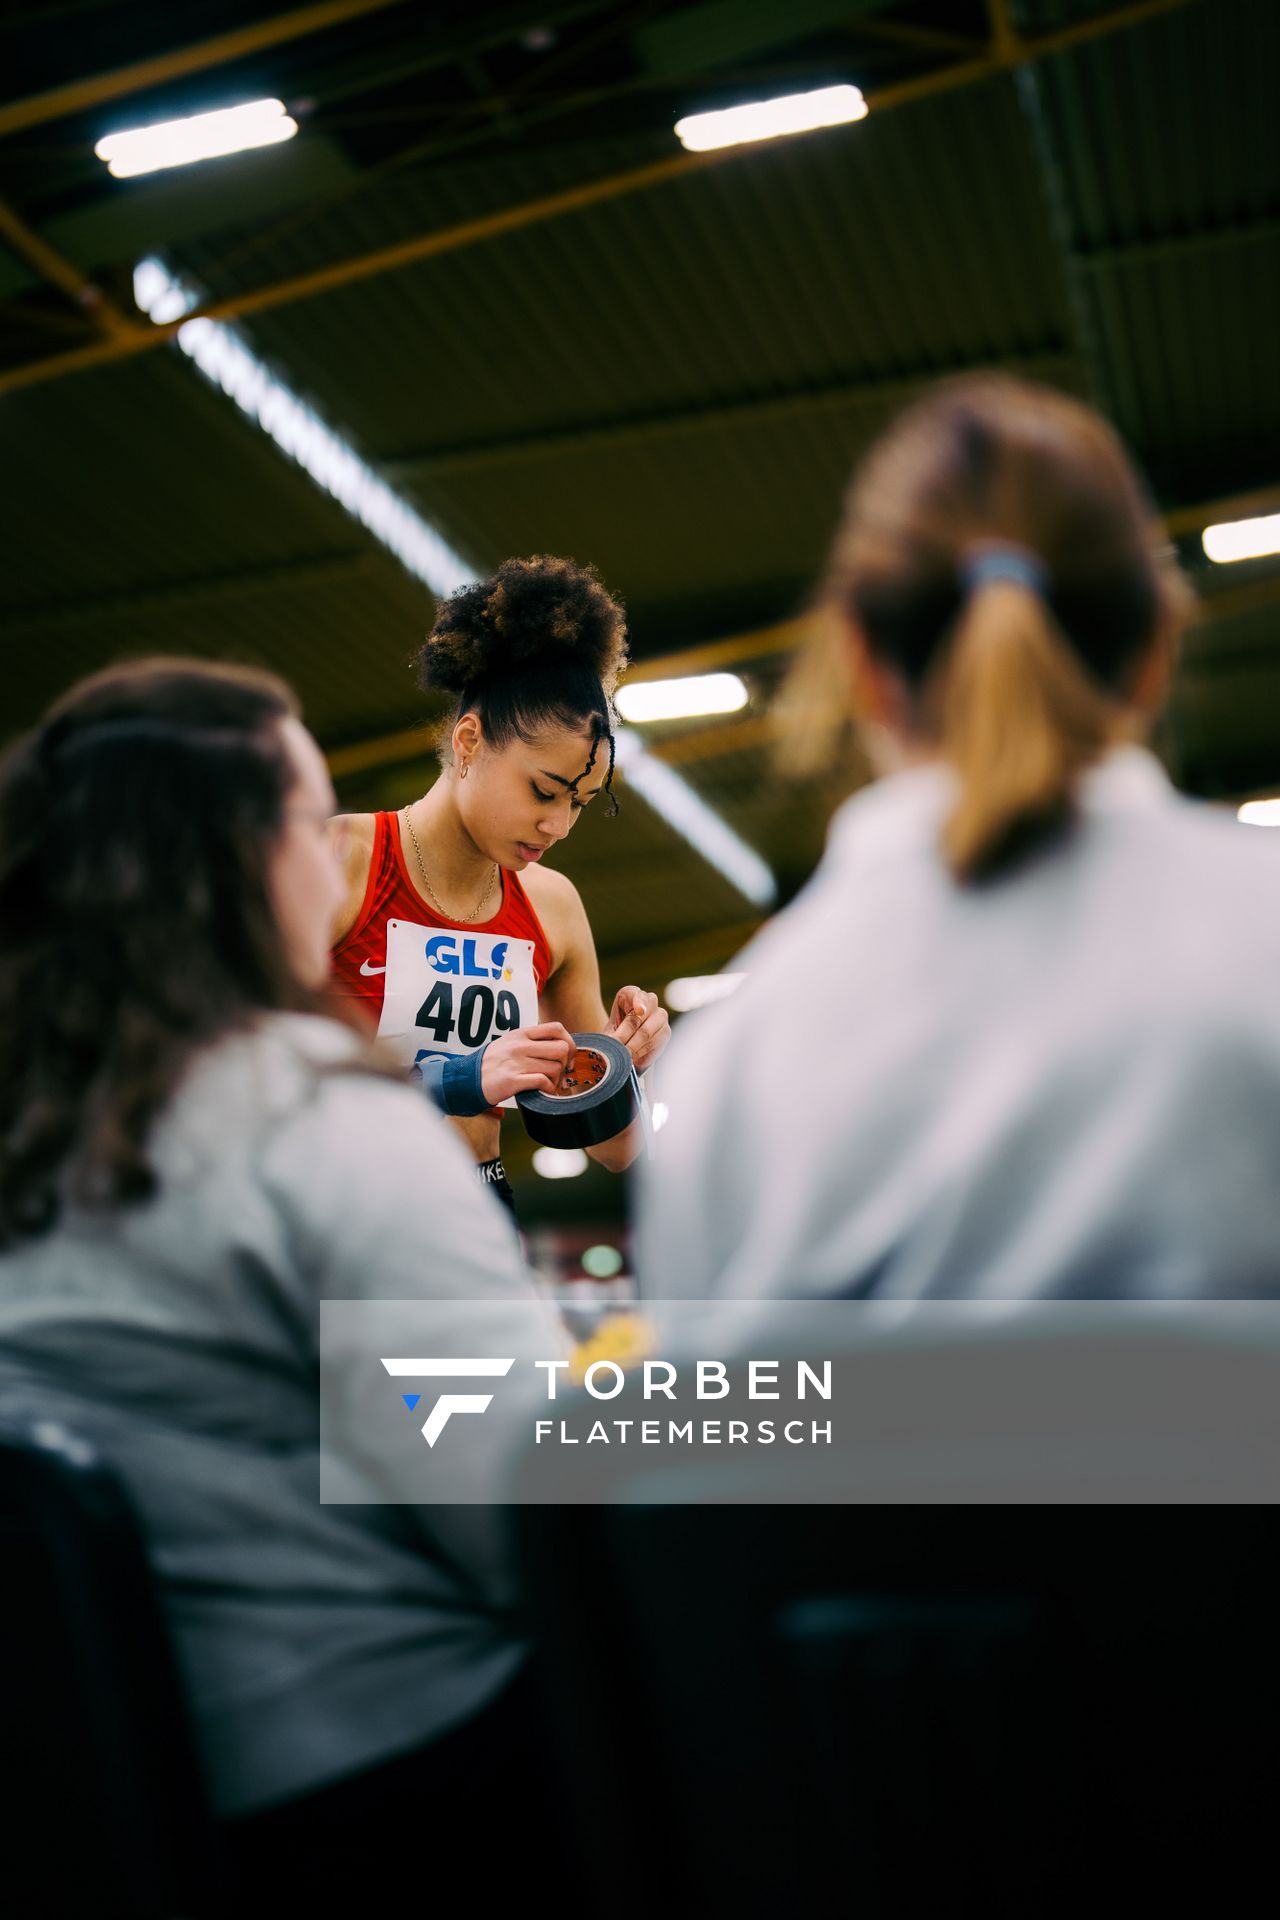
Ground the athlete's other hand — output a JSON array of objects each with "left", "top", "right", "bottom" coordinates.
[
  {"left": 608, "top": 987, "right": 670, "bottom": 1074},
  {"left": 480, "top": 1022, "right": 575, "bottom": 1104}
]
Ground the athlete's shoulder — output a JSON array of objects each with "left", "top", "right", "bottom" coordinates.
[
  {"left": 520, "top": 861, "right": 582, "bottom": 909},
  {"left": 333, "top": 811, "right": 381, "bottom": 944},
  {"left": 519, "top": 862, "right": 588, "bottom": 974},
  {"left": 521, "top": 861, "right": 587, "bottom": 932},
  {"left": 338, "top": 809, "right": 379, "bottom": 853}
]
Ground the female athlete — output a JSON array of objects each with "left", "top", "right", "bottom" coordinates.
[{"left": 331, "top": 555, "right": 671, "bottom": 1206}]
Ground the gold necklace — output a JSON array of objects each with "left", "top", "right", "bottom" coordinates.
[{"left": 402, "top": 806, "right": 499, "bottom": 924}]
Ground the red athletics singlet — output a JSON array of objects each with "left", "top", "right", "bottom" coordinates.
[{"left": 332, "top": 811, "right": 554, "bottom": 1098}]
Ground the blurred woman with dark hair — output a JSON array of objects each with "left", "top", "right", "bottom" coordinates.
[
  {"left": 638, "top": 375, "right": 1280, "bottom": 1299},
  {"left": 0, "top": 659, "right": 567, "bottom": 1896}
]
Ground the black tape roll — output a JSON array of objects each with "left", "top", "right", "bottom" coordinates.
[{"left": 516, "top": 1031, "right": 640, "bottom": 1149}]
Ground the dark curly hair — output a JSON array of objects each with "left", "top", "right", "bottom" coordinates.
[
  {"left": 0, "top": 658, "right": 326, "bottom": 1244},
  {"left": 415, "top": 555, "right": 628, "bottom": 810}
]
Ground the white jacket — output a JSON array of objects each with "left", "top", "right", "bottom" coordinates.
[{"left": 637, "top": 749, "right": 1280, "bottom": 1300}]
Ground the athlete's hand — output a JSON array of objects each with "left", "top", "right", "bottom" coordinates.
[
  {"left": 480, "top": 1022, "right": 576, "bottom": 1104},
  {"left": 608, "top": 986, "right": 670, "bottom": 1074}
]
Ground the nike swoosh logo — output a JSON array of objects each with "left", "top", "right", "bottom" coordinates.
[{"left": 359, "top": 959, "right": 386, "bottom": 976}]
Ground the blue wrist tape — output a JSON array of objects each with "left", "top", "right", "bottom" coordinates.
[{"left": 417, "top": 1045, "right": 490, "bottom": 1118}]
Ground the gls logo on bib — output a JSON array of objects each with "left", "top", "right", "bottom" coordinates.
[{"left": 375, "top": 919, "right": 540, "bottom": 1100}]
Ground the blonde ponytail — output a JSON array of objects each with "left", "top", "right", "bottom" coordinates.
[
  {"left": 771, "top": 607, "right": 858, "bottom": 780},
  {"left": 936, "top": 579, "right": 1120, "bottom": 881},
  {"left": 820, "top": 376, "right": 1188, "bottom": 883}
]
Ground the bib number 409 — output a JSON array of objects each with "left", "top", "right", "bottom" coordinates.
[{"left": 416, "top": 981, "right": 521, "bottom": 1048}]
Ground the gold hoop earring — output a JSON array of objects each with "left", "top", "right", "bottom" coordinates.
[{"left": 459, "top": 761, "right": 469, "bottom": 780}]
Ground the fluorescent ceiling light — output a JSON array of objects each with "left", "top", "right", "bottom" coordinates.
[
  {"left": 665, "top": 973, "right": 746, "bottom": 1013},
  {"left": 613, "top": 728, "right": 776, "bottom": 908},
  {"left": 616, "top": 673, "right": 748, "bottom": 724},
  {"left": 133, "top": 259, "right": 770, "bottom": 902},
  {"left": 133, "top": 258, "right": 475, "bottom": 598},
  {"left": 674, "top": 83, "right": 867, "bottom": 153},
  {"left": 1202, "top": 514, "right": 1280, "bottom": 564},
  {"left": 1238, "top": 798, "right": 1280, "bottom": 825},
  {"left": 97, "top": 99, "right": 297, "bottom": 179},
  {"left": 532, "top": 1147, "right": 589, "bottom": 1179}
]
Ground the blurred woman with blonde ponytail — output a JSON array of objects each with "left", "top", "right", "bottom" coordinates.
[
  {"left": 638, "top": 375, "right": 1280, "bottom": 1300},
  {"left": 828, "top": 373, "right": 1186, "bottom": 881}
]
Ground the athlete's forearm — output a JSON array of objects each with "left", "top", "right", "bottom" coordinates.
[{"left": 585, "top": 1113, "right": 644, "bottom": 1173}]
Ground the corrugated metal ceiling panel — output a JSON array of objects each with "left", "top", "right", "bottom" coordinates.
[
  {"left": 1025, "top": 0, "right": 1276, "bottom": 241},
  {"left": 1, "top": 0, "right": 1273, "bottom": 818},
  {"left": 1023, "top": 0, "right": 1280, "bottom": 488},
  {"left": 1, "top": 352, "right": 359, "bottom": 610},
  {"left": 173, "top": 75, "right": 1077, "bottom": 466},
  {"left": 1089, "top": 241, "right": 1280, "bottom": 494},
  {"left": 2, "top": 550, "right": 434, "bottom": 748}
]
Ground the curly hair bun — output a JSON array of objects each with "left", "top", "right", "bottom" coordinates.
[{"left": 419, "top": 555, "right": 628, "bottom": 698}]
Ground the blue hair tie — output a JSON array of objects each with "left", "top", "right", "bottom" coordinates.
[{"left": 959, "top": 542, "right": 1048, "bottom": 597}]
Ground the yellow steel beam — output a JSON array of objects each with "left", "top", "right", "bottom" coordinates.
[
  {"left": 0, "top": 196, "right": 137, "bottom": 337},
  {"left": 629, "top": 478, "right": 1280, "bottom": 682},
  {"left": 0, "top": 312, "right": 169, "bottom": 391},
  {"left": 0, "top": 0, "right": 1204, "bottom": 399},
  {"left": 639, "top": 569, "right": 1280, "bottom": 734},
  {"left": 186, "top": 146, "right": 742, "bottom": 325},
  {"left": 1186, "top": 571, "right": 1280, "bottom": 629},
  {"left": 625, "top": 617, "right": 813, "bottom": 685},
  {"left": 626, "top": 568, "right": 1280, "bottom": 771},
  {"left": 0, "top": 0, "right": 415, "bottom": 139},
  {"left": 647, "top": 714, "right": 779, "bottom": 769},
  {"left": 323, "top": 653, "right": 800, "bottom": 787},
  {"left": 983, "top": 0, "right": 1022, "bottom": 65},
  {"left": 321, "top": 479, "right": 1272, "bottom": 785},
  {"left": 1165, "top": 488, "right": 1280, "bottom": 541},
  {"left": 328, "top": 721, "right": 437, "bottom": 781}
]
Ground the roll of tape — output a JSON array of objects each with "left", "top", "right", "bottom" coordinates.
[{"left": 516, "top": 1031, "right": 640, "bottom": 1149}]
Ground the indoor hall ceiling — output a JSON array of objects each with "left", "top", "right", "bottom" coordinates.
[{"left": 2, "top": 0, "right": 1277, "bottom": 991}]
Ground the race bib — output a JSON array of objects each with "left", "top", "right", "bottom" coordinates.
[{"left": 376, "top": 918, "right": 541, "bottom": 1107}]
